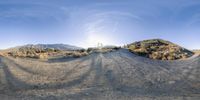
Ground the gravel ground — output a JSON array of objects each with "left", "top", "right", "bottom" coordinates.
[{"left": 0, "top": 49, "right": 200, "bottom": 100}]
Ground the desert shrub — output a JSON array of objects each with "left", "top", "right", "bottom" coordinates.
[
  {"left": 113, "top": 46, "right": 121, "bottom": 50},
  {"left": 77, "top": 49, "right": 85, "bottom": 53},
  {"left": 167, "top": 56, "right": 174, "bottom": 60},
  {"left": 64, "top": 51, "right": 88, "bottom": 58},
  {"left": 129, "top": 45, "right": 137, "bottom": 50},
  {"left": 72, "top": 52, "right": 82, "bottom": 58},
  {"left": 87, "top": 48, "right": 93, "bottom": 53},
  {"left": 45, "top": 48, "right": 54, "bottom": 52},
  {"left": 141, "top": 43, "right": 150, "bottom": 49},
  {"left": 65, "top": 52, "right": 73, "bottom": 56},
  {"left": 81, "top": 52, "right": 88, "bottom": 56},
  {"left": 37, "top": 53, "right": 48, "bottom": 59},
  {"left": 54, "top": 49, "right": 60, "bottom": 52},
  {"left": 151, "top": 52, "right": 162, "bottom": 60}
]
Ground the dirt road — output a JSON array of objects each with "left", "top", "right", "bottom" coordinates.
[{"left": 0, "top": 49, "right": 200, "bottom": 100}]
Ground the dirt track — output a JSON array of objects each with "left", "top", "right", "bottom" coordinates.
[{"left": 0, "top": 49, "right": 200, "bottom": 100}]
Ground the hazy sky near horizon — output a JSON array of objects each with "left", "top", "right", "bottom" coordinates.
[{"left": 0, "top": 0, "right": 200, "bottom": 49}]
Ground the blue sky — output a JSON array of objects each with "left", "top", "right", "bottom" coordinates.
[{"left": 0, "top": 0, "right": 200, "bottom": 49}]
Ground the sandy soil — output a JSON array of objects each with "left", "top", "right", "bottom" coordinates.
[{"left": 0, "top": 49, "right": 200, "bottom": 100}]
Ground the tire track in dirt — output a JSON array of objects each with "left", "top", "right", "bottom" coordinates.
[
  {"left": 5, "top": 56, "right": 89, "bottom": 77},
  {"left": 1, "top": 50, "right": 200, "bottom": 99},
  {"left": 76, "top": 53, "right": 120, "bottom": 96},
  {"left": 0, "top": 56, "right": 93, "bottom": 91},
  {"left": 91, "top": 53, "right": 114, "bottom": 90}
]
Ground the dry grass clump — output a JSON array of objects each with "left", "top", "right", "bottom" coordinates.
[
  {"left": 72, "top": 52, "right": 88, "bottom": 58},
  {"left": 36, "top": 53, "right": 49, "bottom": 59},
  {"left": 65, "top": 49, "right": 88, "bottom": 58},
  {"left": 128, "top": 39, "right": 194, "bottom": 60}
]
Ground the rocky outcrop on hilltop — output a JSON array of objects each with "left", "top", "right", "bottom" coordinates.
[{"left": 128, "top": 39, "right": 194, "bottom": 60}]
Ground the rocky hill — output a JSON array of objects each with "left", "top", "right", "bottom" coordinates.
[
  {"left": 1, "top": 44, "right": 85, "bottom": 59},
  {"left": 127, "top": 39, "right": 194, "bottom": 60}
]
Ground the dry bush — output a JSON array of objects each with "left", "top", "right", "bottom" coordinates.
[
  {"left": 64, "top": 51, "right": 88, "bottom": 58},
  {"left": 36, "top": 53, "right": 48, "bottom": 59},
  {"left": 72, "top": 51, "right": 88, "bottom": 58},
  {"left": 87, "top": 48, "right": 93, "bottom": 53}
]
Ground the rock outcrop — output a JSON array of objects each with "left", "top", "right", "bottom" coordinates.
[{"left": 128, "top": 39, "right": 194, "bottom": 60}]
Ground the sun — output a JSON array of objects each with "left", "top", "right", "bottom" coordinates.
[{"left": 86, "top": 33, "right": 110, "bottom": 47}]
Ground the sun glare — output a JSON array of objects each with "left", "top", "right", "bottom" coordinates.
[{"left": 87, "top": 33, "right": 111, "bottom": 47}]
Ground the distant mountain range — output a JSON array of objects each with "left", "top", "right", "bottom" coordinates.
[{"left": 10, "top": 44, "right": 83, "bottom": 51}]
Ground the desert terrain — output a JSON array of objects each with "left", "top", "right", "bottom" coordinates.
[{"left": 0, "top": 39, "right": 200, "bottom": 100}]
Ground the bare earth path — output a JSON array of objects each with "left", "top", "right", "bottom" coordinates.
[{"left": 0, "top": 49, "right": 200, "bottom": 100}]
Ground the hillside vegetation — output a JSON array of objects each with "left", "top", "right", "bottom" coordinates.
[
  {"left": 1, "top": 45, "right": 121, "bottom": 59},
  {"left": 2, "top": 47, "right": 88, "bottom": 59},
  {"left": 3, "top": 47, "right": 60, "bottom": 59},
  {"left": 128, "top": 39, "right": 194, "bottom": 60}
]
